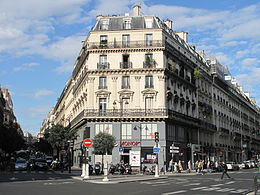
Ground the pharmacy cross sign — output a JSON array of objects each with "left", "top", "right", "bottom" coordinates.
[{"left": 83, "top": 138, "right": 93, "bottom": 147}]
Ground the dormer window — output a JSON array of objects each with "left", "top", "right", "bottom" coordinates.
[
  {"left": 100, "top": 19, "right": 109, "bottom": 30},
  {"left": 123, "top": 19, "right": 131, "bottom": 29},
  {"left": 145, "top": 19, "right": 153, "bottom": 28}
]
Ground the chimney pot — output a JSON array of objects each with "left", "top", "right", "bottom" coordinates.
[{"left": 133, "top": 5, "right": 141, "bottom": 16}]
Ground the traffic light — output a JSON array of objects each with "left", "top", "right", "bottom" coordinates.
[{"left": 155, "top": 132, "right": 159, "bottom": 142}]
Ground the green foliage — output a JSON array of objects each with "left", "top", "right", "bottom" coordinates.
[
  {"left": 0, "top": 123, "right": 25, "bottom": 154},
  {"left": 33, "top": 138, "right": 52, "bottom": 155},
  {"left": 92, "top": 132, "right": 116, "bottom": 155},
  {"left": 44, "top": 124, "right": 78, "bottom": 150},
  {"left": 193, "top": 68, "right": 201, "bottom": 79}
]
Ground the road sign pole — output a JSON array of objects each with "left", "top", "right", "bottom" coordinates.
[
  {"left": 154, "top": 142, "right": 159, "bottom": 178},
  {"left": 171, "top": 143, "right": 174, "bottom": 173},
  {"left": 84, "top": 148, "right": 90, "bottom": 179},
  {"left": 81, "top": 146, "right": 85, "bottom": 177}
]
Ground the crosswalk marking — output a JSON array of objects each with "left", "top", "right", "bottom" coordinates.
[
  {"left": 226, "top": 181, "right": 235, "bottom": 184},
  {"left": 201, "top": 187, "right": 221, "bottom": 191},
  {"left": 190, "top": 186, "right": 207, "bottom": 190},
  {"left": 161, "top": 190, "right": 187, "bottom": 195},
  {"left": 216, "top": 188, "right": 235, "bottom": 192},
  {"left": 183, "top": 183, "right": 200, "bottom": 186},
  {"left": 211, "top": 184, "right": 224, "bottom": 187}
]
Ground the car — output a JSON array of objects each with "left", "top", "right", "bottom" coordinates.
[
  {"left": 226, "top": 162, "right": 239, "bottom": 171},
  {"left": 34, "top": 159, "right": 48, "bottom": 171},
  {"left": 244, "top": 160, "right": 256, "bottom": 168},
  {"left": 15, "top": 158, "right": 28, "bottom": 171},
  {"left": 237, "top": 162, "right": 249, "bottom": 169}
]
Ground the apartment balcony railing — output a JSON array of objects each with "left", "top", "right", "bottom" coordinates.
[
  {"left": 71, "top": 108, "right": 200, "bottom": 127},
  {"left": 145, "top": 85, "right": 154, "bottom": 89},
  {"left": 97, "top": 62, "right": 110, "bottom": 69},
  {"left": 143, "top": 60, "right": 157, "bottom": 68},
  {"left": 120, "top": 62, "right": 132, "bottom": 69},
  {"left": 87, "top": 40, "right": 164, "bottom": 50},
  {"left": 199, "top": 120, "right": 217, "bottom": 131},
  {"left": 98, "top": 86, "right": 107, "bottom": 89},
  {"left": 121, "top": 85, "right": 131, "bottom": 89}
]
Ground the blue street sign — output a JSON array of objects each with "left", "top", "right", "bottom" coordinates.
[
  {"left": 119, "top": 147, "right": 124, "bottom": 153},
  {"left": 153, "top": 147, "right": 160, "bottom": 153}
]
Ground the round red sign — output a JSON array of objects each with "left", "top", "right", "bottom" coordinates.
[{"left": 83, "top": 138, "right": 93, "bottom": 147}]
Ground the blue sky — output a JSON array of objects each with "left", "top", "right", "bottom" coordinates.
[{"left": 0, "top": 0, "right": 260, "bottom": 135}]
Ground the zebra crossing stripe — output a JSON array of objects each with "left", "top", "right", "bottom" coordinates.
[
  {"left": 191, "top": 186, "right": 207, "bottom": 190},
  {"left": 161, "top": 190, "right": 187, "bottom": 195},
  {"left": 216, "top": 188, "right": 235, "bottom": 192},
  {"left": 201, "top": 187, "right": 221, "bottom": 191}
]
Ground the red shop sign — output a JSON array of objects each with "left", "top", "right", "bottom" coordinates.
[{"left": 120, "top": 141, "right": 141, "bottom": 146}]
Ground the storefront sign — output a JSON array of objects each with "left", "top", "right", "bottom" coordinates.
[
  {"left": 130, "top": 151, "right": 140, "bottom": 166},
  {"left": 120, "top": 141, "right": 141, "bottom": 146}
]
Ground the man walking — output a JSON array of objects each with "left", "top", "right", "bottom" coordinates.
[{"left": 221, "top": 162, "right": 231, "bottom": 179}]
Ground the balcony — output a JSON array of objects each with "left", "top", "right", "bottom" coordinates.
[
  {"left": 97, "top": 62, "right": 110, "bottom": 69},
  {"left": 120, "top": 62, "right": 132, "bottom": 69},
  {"left": 98, "top": 86, "right": 107, "bottom": 89},
  {"left": 145, "top": 85, "right": 154, "bottom": 89},
  {"left": 143, "top": 60, "right": 157, "bottom": 68},
  {"left": 121, "top": 85, "right": 130, "bottom": 89},
  {"left": 87, "top": 40, "right": 164, "bottom": 50}
]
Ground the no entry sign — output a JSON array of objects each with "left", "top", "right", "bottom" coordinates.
[{"left": 83, "top": 138, "right": 93, "bottom": 147}]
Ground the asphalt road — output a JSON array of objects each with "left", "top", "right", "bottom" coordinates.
[{"left": 0, "top": 169, "right": 258, "bottom": 195}]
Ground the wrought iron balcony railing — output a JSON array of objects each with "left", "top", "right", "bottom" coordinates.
[
  {"left": 120, "top": 62, "right": 132, "bottom": 69},
  {"left": 143, "top": 60, "right": 157, "bottom": 68},
  {"left": 97, "top": 62, "right": 110, "bottom": 69},
  {"left": 87, "top": 40, "right": 164, "bottom": 50}
]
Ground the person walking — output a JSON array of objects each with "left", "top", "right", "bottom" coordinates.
[
  {"left": 221, "top": 162, "right": 231, "bottom": 179},
  {"left": 187, "top": 160, "right": 191, "bottom": 173}
]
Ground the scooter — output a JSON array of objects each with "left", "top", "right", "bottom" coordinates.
[
  {"left": 94, "top": 163, "right": 101, "bottom": 175},
  {"left": 109, "top": 164, "right": 116, "bottom": 175}
]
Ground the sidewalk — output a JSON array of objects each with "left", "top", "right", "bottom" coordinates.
[{"left": 58, "top": 167, "right": 201, "bottom": 184}]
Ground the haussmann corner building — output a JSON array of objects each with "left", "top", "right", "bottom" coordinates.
[{"left": 40, "top": 5, "right": 260, "bottom": 170}]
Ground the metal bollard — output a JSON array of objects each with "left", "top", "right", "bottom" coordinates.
[{"left": 254, "top": 175, "right": 258, "bottom": 195}]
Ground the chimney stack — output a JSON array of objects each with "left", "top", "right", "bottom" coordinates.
[
  {"left": 133, "top": 5, "right": 141, "bottom": 16},
  {"left": 175, "top": 31, "right": 188, "bottom": 43},
  {"left": 163, "top": 19, "right": 173, "bottom": 29}
]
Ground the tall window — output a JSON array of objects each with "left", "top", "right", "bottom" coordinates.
[
  {"left": 141, "top": 124, "right": 157, "bottom": 139},
  {"left": 96, "top": 124, "right": 112, "bottom": 135},
  {"left": 100, "top": 35, "right": 108, "bottom": 46},
  {"left": 99, "top": 98, "right": 107, "bottom": 115},
  {"left": 100, "top": 55, "right": 107, "bottom": 64},
  {"left": 145, "top": 75, "right": 153, "bottom": 88},
  {"left": 123, "top": 19, "right": 131, "bottom": 29},
  {"left": 122, "top": 34, "right": 130, "bottom": 47},
  {"left": 122, "top": 76, "right": 130, "bottom": 89},
  {"left": 99, "top": 77, "right": 107, "bottom": 89},
  {"left": 100, "top": 19, "right": 109, "bottom": 30},
  {"left": 122, "top": 124, "right": 132, "bottom": 139},
  {"left": 145, "top": 34, "right": 153, "bottom": 46}
]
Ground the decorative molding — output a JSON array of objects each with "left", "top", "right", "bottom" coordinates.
[
  {"left": 135, "top": 76, "right": 141, "bottom": 80},
  {"left": 112, "top": 77, "right": 118, "bottom": 82},
  {"left": 95, "top": 89, "right": 111, "bottom": 98},
  {"left": 118, "top": 89, "right": 134, "bottom": 99},
  {"left": 141, "top": 89, "right": 158, "bottom": 98}
]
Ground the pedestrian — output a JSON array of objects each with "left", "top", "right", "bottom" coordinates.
[
  {"left": 178, "top": 160, "right": 183, "bottom": 172},
  {"left": 207, "top": 161, "right": 211, "bottom": 173},
  {"left": 220, "top": 162, "right": 231, "bottom": 179},
  {"left": 198, "top": 161, "right": 202, "bottom": 173},
  {"left": 195, "top": 161, "right": 198, "bottom": 172},
  {"left": 187, "top": 160, "right": 191, "bottom": 173}
]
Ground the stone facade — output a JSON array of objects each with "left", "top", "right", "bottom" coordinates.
[{"left": 40, "top": 6, "right": 260, "bottom": 170}]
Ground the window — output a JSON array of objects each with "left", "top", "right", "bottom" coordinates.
[
  {"left": 99, "top": 77, "right": 107, "bottom": 89},
  {"left": 145, "top": 19, "right": 153, "bottom": 28},
  {"left": 96, "top": 124, "right": 112, "bottom": 135},
  {"left": 122, "top": 124, "right": 132, "bottom": 139},
  {"left": 145, "top": 34, "right": 153, "bottom": 46},
  {"left": 99, "top": 98, "right": 107, "bottom": 115},
  {"left": 100, "top": 55, "right": 107, "bottom": 64},
  {"left": 145, "top": 53, "right": 153, "bottom": 66},
  {"left": 123, "top": 19, "right": 131, "bottom": 29},
  {"left": 145, "top": 75, "right": 153, "bottom": 88},
  {"left": 122, "top": 34, "right": 130, "bottom": 47},
  {"left": 141, "top": 123, "right": 157, "bottom": 139},
  {"left": 100, "top": 35, "right": 108, "bottom": 47},
  {"left": 145, "top": 97, "right": 153, "bottom": 111},
  {"left": 122, "top": 76, "right": 130, "bottom": 89},
  {"left": 100, "top": 19, "right": 109, "bottom": 30}
]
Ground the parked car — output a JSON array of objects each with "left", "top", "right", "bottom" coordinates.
[
  {"left": 244, "top": 160, "right": 256, "bottom": 168},
  {"left": 226, "top": 162, "right": 239, "bottom": 171},
  {"left": 237, "top": 162, "right": 249, "bottom": 169},
  {"left": 34, "top": 159, "right": 48, "bottom": 171},
  {"left": 15, "top": 158, "right": 28, "bottom": 171}
]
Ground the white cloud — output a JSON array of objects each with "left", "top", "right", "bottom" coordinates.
[
  {"left": 13, "top": 62, "right": 40, "bottom": 71},
  {"left": 27, "top": 105, "right": 53, "bottom": 119},
  {"left": 241, "top": 58, "right": 260, "bottom": 70},
  {"left": 24, "top": 89, "right": 55, "bottom": 99}
]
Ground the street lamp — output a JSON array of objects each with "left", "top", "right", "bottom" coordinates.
[
  {"left": 133, "top": 124, "right": 148, "bottom": 174},
  {"left": 113, "top": 99, "right": 129, "bottom": 161},
  {"left": 67, "top": 140, "right": 74, "bottom": 173}
]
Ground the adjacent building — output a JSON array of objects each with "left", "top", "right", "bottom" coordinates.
[{"left": 39, "top": 6, "right": 260, "bottom": 170}]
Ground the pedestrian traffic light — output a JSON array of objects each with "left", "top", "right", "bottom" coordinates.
[{"left": 155, "top": 132, "right": 159, "bottom": 142}]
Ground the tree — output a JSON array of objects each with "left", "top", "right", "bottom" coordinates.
[
  {"left": 92, "top": 132, "right": 116, "bottom": 155},
  {"left": 92, "top": 132, "right": 116, "bottom": 171},
  {"left": 193, "top": 68, "right": 201, "bottom": 79},
  {"left": 44, "top": 124, "right": 78, "bottom": 157}
]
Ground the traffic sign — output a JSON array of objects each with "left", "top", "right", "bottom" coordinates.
[
  {"left": 119, "top": 147, "right": 124, "bottom": 153},
  {"left": 153, "top": 147, "right": 160, "bottom": 153},
  {"left": 83, "top": 138, "right": 93, "bottom": 147},
  {"left": 170, "top": 150, "right": 179, "bottom": 153},
  {"left": 170, "top": 146, "right": 179, "bottom": 150}
]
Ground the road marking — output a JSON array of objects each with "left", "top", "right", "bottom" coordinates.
[
  {"left": 155, "top": 181, "right": 168, "bottom": 184},
  {"left": 140, "top": 181, "right": 153, "bottom": 184},
  {"left": 152, "top": 183, "right": 170, "bottom": 186},
  {"left": 183, "top": 183, "right": 201, "bottom": 186},
  {"left": 211, "top": 184, "right": 224, "bottom": 187},
  {"left": 9, "top": 177, "right": 18, "bottom": 181},
  {"left": 191, "top": 186, "right": 207, "bottom": 190},
  {"left": 226, "top": 181, "right": 235, "bottom": 184},
  {"left": 216, "top": 188, "right": 235, "bottom": 192},
  {"left": 161, "top": 190, "right": 187, "bottom": 195},
  {"left": 201, "top": 187, "right": 221, "bottom": 191},
  {"left": 230, "top": 189, "right": 248, "bottom": 193}
]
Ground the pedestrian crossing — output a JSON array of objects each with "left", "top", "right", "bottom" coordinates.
[{"left": 140, "top": 178, "right": 250, "bottom": 194}]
